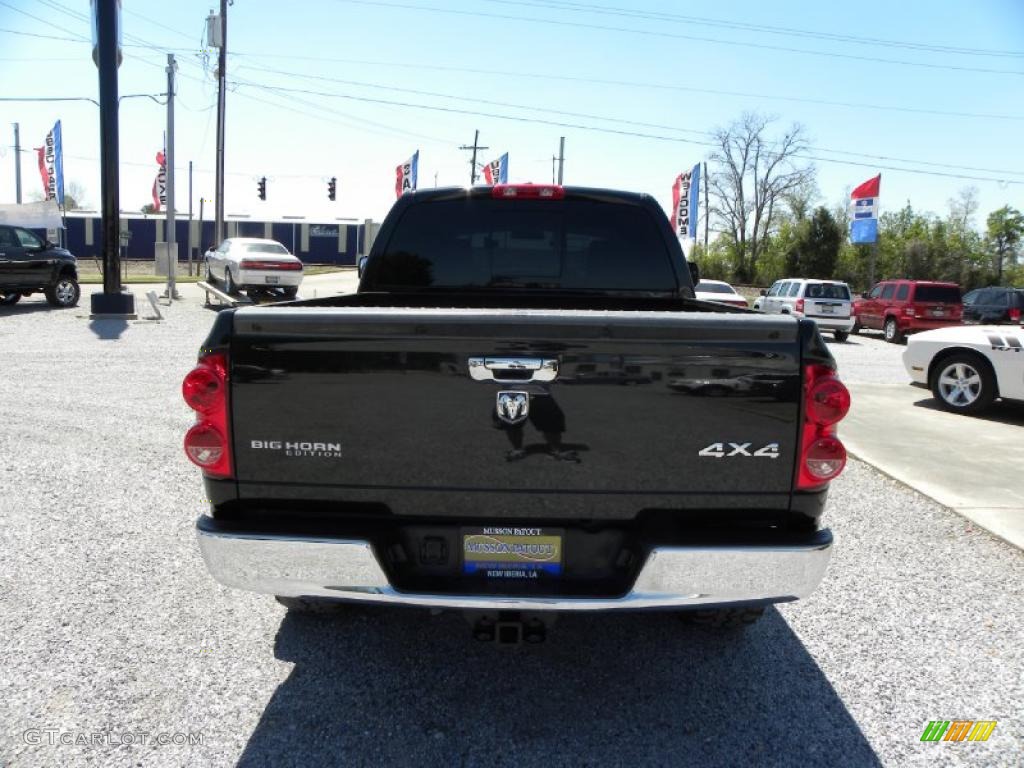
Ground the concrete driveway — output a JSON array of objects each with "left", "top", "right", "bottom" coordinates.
[{"left": 830, "top": 332, "right": 1024, "bottom": 549}]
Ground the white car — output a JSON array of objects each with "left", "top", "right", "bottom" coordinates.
[
  {"left": 203, "top": 238, "right": 304, "bottom": 298},
  {"left": 903, "top": 324, "right": 1024, "bottom": 414},
  {"left": 758, "top": 278, "right": 855, "bottom": 342},
  {"left": 693, "top": 279, "right": 748, "bottom": 309}
]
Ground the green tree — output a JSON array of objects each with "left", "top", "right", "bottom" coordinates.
[
  {"left": 141, "top": 203, "right": 157, "bottom": 214},
  {"left": 985, "top": 205, "right": 1024, "bottom": 283},
  {"left": 707, "top": 112, "right": 816, "bottom": 283},
  {"left": 784, "top": 207, "right": 842, "bottom": 278}
]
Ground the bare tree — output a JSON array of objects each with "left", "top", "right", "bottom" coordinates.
[{"left": 708, "top": 113, "right": 815, "bottom": 282}]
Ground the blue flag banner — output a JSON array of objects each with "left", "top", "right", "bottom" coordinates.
[
  {"left": 671, "top": 163, "right": 701, "bottom": 239},
  {"left": 849, "top": 174, "right": 880, "bottom": 244},
  {"left": 482, "top": 153, "right": 509, "bottom": 185},
  {"left": 395, "top": 151, "right": 419, "bottom": 198},
  {"left": 53, "top": 120, "right": 64, "bottom": 206}
]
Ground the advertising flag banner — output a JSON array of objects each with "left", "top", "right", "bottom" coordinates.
[
  {"left": 671, "top": 163, "right": 701, "bottom": 239},
  {"left": 35, "top": 121, "right": 65, "bottom": 205},
  {"left": 482, "top": 153, "right": 509, "bottom": 185},
  {"left": 850, "top": 174, "right": 881, "bottom": 244},
  {"left": 395, "top": 151, "right": 419, "bottom": 198},
  {"left": 152, "top": 150, "right": 167, "bottom": 212}
]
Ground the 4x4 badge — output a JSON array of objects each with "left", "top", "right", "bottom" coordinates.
[{"left": 496, "top": 391, "right": 530, "bottom": 425}]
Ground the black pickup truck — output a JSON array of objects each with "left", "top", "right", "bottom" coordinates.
[{"left": 184, "top": 185, "right": 850, "bottom": 637}]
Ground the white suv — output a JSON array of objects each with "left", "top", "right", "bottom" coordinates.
[{"left": 758, "top": 278, "right": 855, "bottom": 342}]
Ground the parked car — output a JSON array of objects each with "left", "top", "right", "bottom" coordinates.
[
  {"left": 903, "top": 324, "right": 1024, "bottom": 414},
  {"left": 758, "top": 278, "right": 854, "bottom": 342},
  {"left": 961, "top": 286, "right": 1024, "bottom": 325},
  {"left": 185, "top": 184, "right": 849, "bottom": 634},
  {"left": 693, "top": 279, "right": 748, "bottom": 308},
  {"left": 0, "top": 224, "right": 80, "bottom": 308},
  {"left": 852, "top": 280, "right": 962, "bottom": 343},
  {"left": 203, "top": 238, "right": 304, "bottom": 298}
]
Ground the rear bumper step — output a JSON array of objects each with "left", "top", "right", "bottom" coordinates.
[{"left": 195, "top": 516, "right": 833, "bottom": 611}]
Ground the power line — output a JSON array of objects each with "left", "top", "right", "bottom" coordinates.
[
  {"left": 230, "top": 54, "right": 1022, "bottom": 123},
  {"left": 329, "top": 0, "right": 1024, "bottom": 77},
  {"left": 235, "top": 66, "right": 1024, "bottom": 177},
  {"left": 482, "top": 0, "right": 1024, "bottom": 58},
  {"left": 232, "top": 80, "right": 1024, "bottom": 185}
]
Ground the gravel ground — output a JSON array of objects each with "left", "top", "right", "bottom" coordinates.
[
  {"left": 1, "top": 291, "right": 1021, "bottom": 767},
  {"left": 824, "top": 331, "right": 910, "bottom": 386}
]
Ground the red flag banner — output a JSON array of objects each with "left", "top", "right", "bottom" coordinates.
[{"left": 152, "top": 150, "right": 166, "bottom": 211}]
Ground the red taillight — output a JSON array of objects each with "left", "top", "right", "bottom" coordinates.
[
  {"left": 804, "top": 437, "right": 847, "bottom": 481},
  {"left": 238, "top": 259, "right": 303, "bottom": 270},
  {"left": 1010, "top": 307, "right": 1021, "bottom": 322},
  {"left": 182, "top": 352, "right": 232, "bottom": 478},
  {"left": 806, "top": 375, "right": 851, "bottom": 426},
  {"left": 795, "top": 298, "right": 804, "bottom": 313},
  {"left": 491, "top": 184, "right": 565, "bottom": 200},
  {"left": 797, "top": 364, "right": 850, "bottom": 490},
  {"left": 184, "top": 423, "right": 227, "bottom": 467}
]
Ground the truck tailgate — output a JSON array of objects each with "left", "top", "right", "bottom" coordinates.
[{"left": 228, "top": 307, "right": 803, "bottom": 518}]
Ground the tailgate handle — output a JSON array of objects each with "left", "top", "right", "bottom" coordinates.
[{"left": 468, "top": 357, "right": 559, "bottom": 383}]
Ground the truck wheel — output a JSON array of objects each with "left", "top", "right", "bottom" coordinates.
[
  {"left": 45, "top": 276, "right": 80, "bottom": 308},
  {"left": 1, "top": 293, "right": 21, "bottom": 306},
  {"left": 683, "top": 607, "right": 766, "bottom": 628},
  {"left": 930, "top": 353, "right": 997, "bottom": 415},
  {"left": 850, "top": 319, "right": 861, "bottom": 335},
  {"left": 883, "top": 317, "right": 903, "bottom": 344},
  {"left": 275, "top": 595, "right": 351, "bottom": 614},
  {"left": 282, "top": 286, "right": 298, "bottom": 299},
  {"left": 224, "top": 267, "right": 236, "bottom": 295},
  {"left": 833, "top": 330, "right": 849, "bottom": 343},
  {"left": 204, "top": 261, "right": 213, "bottom": 283}
]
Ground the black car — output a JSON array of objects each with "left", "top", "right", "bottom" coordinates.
[
  {"left": 962, "top": 286, "right": 1024, "bottom": 325},
  {"left": 0, "top": 225, "right": 80, "bottom": 308}
]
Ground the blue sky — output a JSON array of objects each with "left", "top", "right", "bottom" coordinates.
[{"left": 1, "top": 0, "right": 1022, "bottom": 231}]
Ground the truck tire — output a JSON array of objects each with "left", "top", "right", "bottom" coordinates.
[
  {"left": 684, "top": 607, "right": 766, "bottom": 628},
  {"left": 275, "top": 595, "right": 352, "bottom": 614},
  {"left": 833, "top": 330, "right": 849, "bottom": 343},
  {"left": 850, "top": 319, "right": 861, "bottom": 335},
  {"left": 883, "top": 317, "right": 903, "bottom": 344},
  {"left": 44, "top": 276, "right": 80, "bottom": 308},
  {"left": 282, "top": 286, "right": 298, "bottom": 299},
  {"left": 224, "top": 267, "right": 236, "bottom": 295},
  {"left": 930, "top": 352, "right": 997, "bottom": 415},
  {"left": 1, "top": 293, "right": 21, "bottom": 306}
]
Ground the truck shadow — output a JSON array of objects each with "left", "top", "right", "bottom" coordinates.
[{"left": 238, "top": 607, "right": 880, "bottom": 767}]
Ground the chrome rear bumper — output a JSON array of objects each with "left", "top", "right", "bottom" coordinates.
[{"left": 195, "top": 517, "right": 833, "bottom": 611}]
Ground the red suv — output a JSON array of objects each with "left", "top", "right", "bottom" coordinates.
[{"left": 852, "top": 280, "right": 962, "bottom": 343}]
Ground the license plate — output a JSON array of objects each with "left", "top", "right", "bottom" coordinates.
[
  {"left": 463, "top": 527, "right": 563, "bottom": 580},
  {"left": 819, "top": 305, "right": 834, "bottom": 314},
  {"left": 931, "top": 309, "right": 944, "bottom": 317},
  {"left": 265, "top": 275, "right": 279, "bottom": 284}
]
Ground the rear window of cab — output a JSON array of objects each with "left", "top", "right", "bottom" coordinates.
[{"left": 805, "top": 283, "right": 850, "bottom": 300}]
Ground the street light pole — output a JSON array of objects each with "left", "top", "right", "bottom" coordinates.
[
  {"left": 12, "top": 123, "right": 22, "bottom": 203},
  {"left": 90, "top": 0, "right": 134, "bottom": 317},
  {"left": 214, "top": 0, "right": 227, "bottom": 246},
  {"left": 165, "top": 53, "right": 180, "bottom": 299}
]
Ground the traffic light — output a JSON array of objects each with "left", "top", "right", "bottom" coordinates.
[
  {"left": 327, "top": 176, "right": 337, "bottom": 201},
  {"left": 257, "top": 176, "right": 266, "bottom": 201}
]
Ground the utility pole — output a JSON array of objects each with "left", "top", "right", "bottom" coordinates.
[
  {"left": 551, "top": 155, "right": 556, "bottom": 184},
  {"left": 90, "top": 0, "right": 134, "bottom": 317},
  {"left": 213, "top": 0, "right": 228, "bottom": 246},
  {"left": 557, "top": 136, "right": 565, "bottom": 185},
  {"left": 459, "top": 129, "right": 488, "bottom": 185},
  {"left": 12, "top": 123, "right": 22, "bottom": 203},
  {"left": 165, "top": 53, "right": 180, "bottom": 299},
  {"left": 187, "top": 160, "right": 193, "bottom": 276},
  {"left": 702, "top": 160, "right": 709, "bottom": 253}
]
